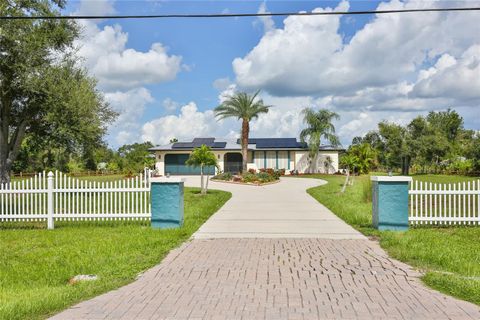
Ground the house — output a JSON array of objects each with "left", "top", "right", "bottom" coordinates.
[{"left": 149, "top": 137, "right": 344, "bottom": 176}]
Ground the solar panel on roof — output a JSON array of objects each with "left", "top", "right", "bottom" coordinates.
[
  {"left": 171, "top": 142, "right": 193, "bottom": 149},
  {"left": 212, "top": 142, "right": 227, "bottom": 148},
  {"left": 192, "top": 137, "right": 215, "bottom": 147}
]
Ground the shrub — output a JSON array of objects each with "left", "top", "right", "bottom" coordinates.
[
  {"left": 242, "top": 172, "right": 258, "bottom": 183},
  {"left": 265, "top": 168, "right": 275, "bottom": 176},
  {"left": 212, "top": 172, "right": 232, "bottom": 181},
  {"left": 233, "top": 176, "right": 242, "bottom": 182},
  {"left": 257, "top": 172, "right": 274, "bottom": 183},
  {"left": 248, "top": 168, "right": 256, "bottom": 174},
  {"left": 259, "top": 168, "right": 266, "bottom": 173}
]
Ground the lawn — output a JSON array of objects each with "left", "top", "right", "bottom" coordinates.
[
  {"left": 0, "top": 187, "right": 231, "bottom": 320},
  {"left": 303, "top": 173, "right": 480, "bottom": 306}
]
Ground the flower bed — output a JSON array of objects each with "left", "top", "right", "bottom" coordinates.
[{"left": 211, "top": 168, "right": 285, "bottom": 185}]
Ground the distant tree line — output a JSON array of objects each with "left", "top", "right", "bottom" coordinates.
[
  {"left": 12, "top": 142, "right": 156, "bottom": 176},
  {"left": 342, "top": 109, "right": 480, "bottom": 175}
]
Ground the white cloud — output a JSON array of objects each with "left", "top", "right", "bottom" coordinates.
[
  {"left": 76, "top": 22, "right": 182, "bottom": 90},
  {"left": 141, "top": 103, "right": 217, "bottom": 144},
  {"left": 233, "top": 0, "right": 480, "bottom": 100},
  {"left": 75, "top": 0, "right": 116, "bottom": 16},
  {"left": 162, "top": 98, "right": 180, "bottom": 112},
  {"left": 253, "top": 2, "right": 275, "bottom": 33},
  {"left": 213, "top": 77, "right": 232, "bottom": 91},
  {"left": 411, "top": 45, "right": 480, "bottom": 101},
  {"left": 105, "top": 88, "right": 154, "bottom": 145}
]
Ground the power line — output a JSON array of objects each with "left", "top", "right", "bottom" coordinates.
[{"left": 1, "top": 7, "right": 480, "bottom": 20}]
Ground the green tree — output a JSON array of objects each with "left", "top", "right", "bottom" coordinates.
[
  {"left": 0, "top": 1, "right": 115, "bottom": 183},
  {"left": 118, "top": 142, "right": 155, "bottom": 174},
  {"left": 345, "top": 143, "right": 377, "bottom": 174},
  {"left": 214, "top": 91, "right": 270, "bottom": 172},
  {"left": 300, "top": 108, "right": 340, "bottom": 172},
  {"left": 186, "top": 145, "right": 219, "bottom": 195}
]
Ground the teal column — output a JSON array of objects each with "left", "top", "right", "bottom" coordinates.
[
  {"left": 150, "top": 177, "right": 184, "bottom": 229},
  {"left": 275, "top": 151, "right": 279, "bottom": 169},
  {"left": 252, "top": 151, "right": 255, "bottom": 164},
  {"left": 287, "top": 151, "right": 290, "bottom": 170},
  {"left": 264, "top": 151, "right": 267, "bottom": 169},
  {"left": 371, "top": 176, "right": 412, "bottom": 231}
]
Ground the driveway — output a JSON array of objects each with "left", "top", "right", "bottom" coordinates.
[
  {"left": 51, "top": 177, "right": 480, "bottom": 320},
  {"left": 184, "top": 176, "right": 365, "bottom": 239}
]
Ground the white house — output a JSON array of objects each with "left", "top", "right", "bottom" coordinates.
[{"left": 149, "top": 137, "right": 344, "bottom": 176}]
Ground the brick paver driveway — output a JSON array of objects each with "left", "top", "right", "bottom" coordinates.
[{"left": 51, "top": 177, "right": 480, "bottom": 320}]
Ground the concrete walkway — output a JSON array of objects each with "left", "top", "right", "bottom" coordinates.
[
  {"left": 51, "top": 177, "right": 480, "bottom": 320},
  {"left": 189, "top": 177, "right": 365, "bottom": 239}
]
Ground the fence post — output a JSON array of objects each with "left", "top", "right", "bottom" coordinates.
[
  {"left": 47, "top": 171, "right": 54, "bottom": 230},
  {"left": 371, "top": 176, "right": 412, "bottom": 231}
]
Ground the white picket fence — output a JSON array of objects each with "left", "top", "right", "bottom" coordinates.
[
  {"left": 409, "top": 180, "right": 480, "bottom": 225},
  {"left": 0, "top": 169, "right": 152, "bottom": 228}
]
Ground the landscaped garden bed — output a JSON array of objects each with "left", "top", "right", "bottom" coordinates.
[{"left": 211, "top": 168, "right": 285, "bottom": 185}]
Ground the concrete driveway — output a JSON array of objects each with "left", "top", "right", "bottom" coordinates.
[{"left": 182, "top": 176, "right": 365, "bottom": 239}]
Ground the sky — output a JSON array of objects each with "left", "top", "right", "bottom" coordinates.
[{"left": 64, "top": 0, "right": 480, "bottom": 148}]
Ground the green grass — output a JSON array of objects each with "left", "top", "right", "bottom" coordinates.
[
  {"left": 0, "top": 187, "right": 231, "bottom": 320},
  {"left": 302, "top": 173, "right": 480, "bottom": 306}
]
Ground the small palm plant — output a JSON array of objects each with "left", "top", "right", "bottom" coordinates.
[
  {"left": 186, "top": 145, "right": 219, "bottom": 195},
  {"left": 214, "top": 90, "right": 271, "bottom": 172},
  {"left": 300, "top": 108, "right": 340, "bottom": 172}
]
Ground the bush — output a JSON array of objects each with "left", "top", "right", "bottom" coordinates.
[
  {"left": 257, "top": 172, "right": 274, "bottom": 183},
  {"left": 212, "top": 172, "right": 232, "bottom": 181},
  {"left": 248, "top": 168, "right": 256, "bottom": 174},
  {"left": 242, "top": 172, "right": 258, "bottom": 183}
]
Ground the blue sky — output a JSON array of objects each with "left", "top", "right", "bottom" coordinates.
[{"left": 65, "top": 0, "right": 480, "bottom": 147}]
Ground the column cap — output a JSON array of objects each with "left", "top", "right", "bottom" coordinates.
[
  {"left": 151, "top": 177, "right": 185, "bottom": 183},
  {"left": 371, "top": 176, "right": 412, "bottom": 182}
]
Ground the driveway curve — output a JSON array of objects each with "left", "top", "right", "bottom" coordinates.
[{"left": 186, "top": 176, "right": 365, "bottom": 239}]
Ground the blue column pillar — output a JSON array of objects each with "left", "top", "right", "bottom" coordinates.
[
  {"left": 371, "top": 176, "right": 412, "bottom": 231},
  {"left": 264, "top": 151, "right": 267, "bottom": 169},
  {"left": 150, "top": 177, "right": 184, "bottom": 229},
  {"left": 287, "top": 151, "right": 290, "bottom": 170},
  {"left": 275, "top": 151, "right": 279, "bottom": 169}
]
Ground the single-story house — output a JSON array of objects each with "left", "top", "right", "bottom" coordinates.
[{"left": 149, "top": 137, "right": 344, "bottom": 176}]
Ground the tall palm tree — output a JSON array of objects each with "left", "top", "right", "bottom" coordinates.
[
  {"left": 214, "top": 91, "right": 270, "bottom": 172},
  {"left": 300, "top": 108, "right": 340, "bottom": 172}
]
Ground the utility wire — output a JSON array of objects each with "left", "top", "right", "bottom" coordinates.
[{"left": 1, "top": 7, "right": 480, "bottom": 20}]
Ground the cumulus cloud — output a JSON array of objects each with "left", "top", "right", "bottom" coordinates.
[
  {"left": 142, "top": 103, "right": 217, "bottom": 144},
  {"left": 76, "top": 22, "right": 182, "bottom": 90},
  {"left": 233, "top": 0, "right": 480, "bottom": 99},
  {"left": 162, "top": 98, "right": 180, "bottom": 112},
  {"left": 105, "top": 88, "right": 154, "bottom": 145},
  {"left": 253, "top": 2, "right": 275, "bottom": 33}
]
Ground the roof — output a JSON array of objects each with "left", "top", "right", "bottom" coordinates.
[{"left": 148, "top": 137, "right": 344, "bottom": 152}]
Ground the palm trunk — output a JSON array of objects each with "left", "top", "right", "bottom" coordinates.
[
  {"left": 205, "top": 173, "right": 209, "bottom": 194},
  {"left": 200, "top": 165, "right": 205, "bottom": 194},
  {"left": 241, "top": 119, "right": 249, "bottom": 173}
]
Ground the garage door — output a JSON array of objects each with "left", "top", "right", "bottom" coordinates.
[{"left": 165, "top": 154, "right": 215, "bottom": 175}]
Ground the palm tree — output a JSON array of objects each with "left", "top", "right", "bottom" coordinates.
[
  {"left": 300, "top": 108, "right": 340, "bottom": 172},
  {"left": 214, "top": 91, "right": 270, "bottom": 172},
  {"left": 186, "top": 145, "right": 219, "bottom": 195}
]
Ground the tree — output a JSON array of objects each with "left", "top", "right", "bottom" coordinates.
[
  {"left": 299, "top": 108, "right": 340, "bottom": 172},
  {"left": 118, "top": 142, "right": 155, "bottom": 174},
  {"left": 0, "top": 1, "right": 116, "bottom": 183},
  {"left": 344, "top": 143, "right": 377, "bottom": 174},
  {"left": 186, "top": 145, "right": 219, "bottom": 195},
  {"left": 214, "top": 91, "right": 270, "bottom": 172}
]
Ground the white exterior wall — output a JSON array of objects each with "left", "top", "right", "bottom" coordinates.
[
  {"left": 154, "top": 149, "right": 339, "bottom": 175},
  {"left": 154, "top": 150, "right": 242, "bottom": 175},
  {"left": 294, "top": 151, "right": 339, "bottom": 174}
]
